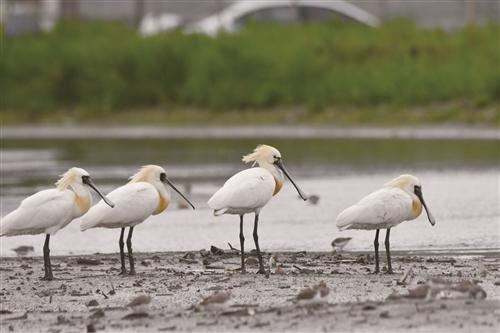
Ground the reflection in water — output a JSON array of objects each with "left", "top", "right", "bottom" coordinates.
[{"left": 1, "top": 138, "right": 499, "bottom": 256}]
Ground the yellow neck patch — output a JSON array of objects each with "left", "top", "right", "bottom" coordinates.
[
  {"left": 154, "top": 192, "right": 170, "bottom": 215},
  {"left": 273, "top": 177, "right": 283, "bottom": 196},
  {"left": 412, "top": 199, "right": 423, "bottom": 217},
  {"left": 74, "top": 193, "right": 91, "bottom": 213}
]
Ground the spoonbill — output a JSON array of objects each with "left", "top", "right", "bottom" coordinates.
[
  {"left": 0, "top": 167, "right": 114, "bottom": 280},
  {"left": 336, "top": 174, "right": 435, "bottom": 273},
  {"left": 208, "top": 145, "right": 307, "bottom": 274},
  {"left": 81, "top": 165, "right": 195, "bottom": 275}
]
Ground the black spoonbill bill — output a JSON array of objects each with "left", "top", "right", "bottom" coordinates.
[
  {"left": 0, "top": 167, "right": 114, "bottom": 280},
  {"left": 336, "top": 174, "right": 435, "bottom": 273},
  {"left": 208, "top": 145, "right": 308, "bottom": 274},
  {"left": 80, "top": 165, "right": 195, "bottom": 275}
]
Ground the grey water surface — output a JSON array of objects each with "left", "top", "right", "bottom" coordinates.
[{"left": 1, "top": 137, "right": 499, "bottom": 256}]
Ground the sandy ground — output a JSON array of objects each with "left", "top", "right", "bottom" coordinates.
[{"left": 1, "top": 250, "right": 499, "bottom": 332}]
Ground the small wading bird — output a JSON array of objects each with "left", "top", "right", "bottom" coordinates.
[
  {"left": 208, "top": 145, "right": 308, "bottom": 274},
  {"left": 336, "top": 175, "right": 435, "bottom": 274},
  {"left": 127, "top": 294, "right": 152, "bottom": 314},
  {"left": 0, "top": 168, "right": 114, "bottom": 280},
  {"left": 81, "top": 165, "right": 194, "bottom": 275},
  {"left": 295, "top": 281, "right": 330, "bottom": 306},
  {"left": 11, "top": 245, "right": 35, "bottom": 257},
  {"left": 331, "top": 237, "right": 352, "bottom": 253},
  {"left": 196, "top": 291, "right": 232, "bottom": 311}
]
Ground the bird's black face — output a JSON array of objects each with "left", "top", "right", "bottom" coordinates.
[
  {"left": 82, "top": 175, "right": 115, "bottom": 208},
  {"left": 413, "top": 185, "right": 435, "bottom": 226},
  {"left": 160, "top": 172, "right": 167, "bottom": 182},
  {"left": 81, "top": 175, "right": 90, "bottom": 184}
]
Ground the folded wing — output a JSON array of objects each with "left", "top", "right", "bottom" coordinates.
[
  {"left": 208, "top": 168, "right": 275, "bottom": 214},
  {"left": 1, "top": 189, "right": 74, "bottom": 236},
  {"left": 81, "top": 183, "right": 158, "bottom": 230},
  {"left": 336, "top": 187, "right": 412, "bottom": 230}
]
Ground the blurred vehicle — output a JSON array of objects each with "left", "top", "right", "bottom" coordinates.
[
  {"left": 139, "top": 12, "right": 182, "bottom": 35},
  {"left": 188, "top": 0, "right": 380, "bottom": 35}
]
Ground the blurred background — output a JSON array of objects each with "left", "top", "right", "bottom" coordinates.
[{"left": 0, "top": 0, "right": 499, "bottom": 256}]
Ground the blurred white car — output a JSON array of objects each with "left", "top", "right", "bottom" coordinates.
[
  {"left": 188, "top": 0, "right": 379, "bottom": 36},
  {"left": 140, "top": 12, "right": 182, "bottom": 36}
]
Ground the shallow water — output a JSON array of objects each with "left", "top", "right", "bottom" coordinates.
[{"left": 1, "top": 137, "right": 499, "bottom": 256}]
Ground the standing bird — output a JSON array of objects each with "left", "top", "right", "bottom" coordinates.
[
  {"left": 208, "top": 145, "right": 307, "bottom": 274},
  {"left": 0, "top": 168, "right": 113, "bottom": 280},
  {"left": 336, "top": 175, "right": 435, "bottom": 274},
  {"left": 81, "top": 165, "right": 195, "bottom": 275},
  {"left": 331, "top": 237, "right": 352, "bottom": 253},
  {"left": 295, "top": 281, "right": 330, "bottom": 306},
  {"left": 126, "top": 294, "right": 152, "bottom": 314}
]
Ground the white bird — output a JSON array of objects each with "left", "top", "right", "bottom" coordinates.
[
  {"left": 208, "top": 145, "right": 307, "bottom": 274},
  {"left": 80, "top": 165, "right": 195, "bottom": 275},
  {"left": 0, "top": 167, "right": 113, "bottom": 280},
  {"left": 336, "top": 174, "right": 435, "bottom": 274}
]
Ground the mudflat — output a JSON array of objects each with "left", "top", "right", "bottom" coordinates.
[{"left": 1, "top": 250, "right": 499, "bottom": 332}]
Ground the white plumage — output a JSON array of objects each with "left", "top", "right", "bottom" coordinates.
[
  {"left": 0, "top": 167, "right": 113, "bottom": 280},
  {"left": 336, "top": 174, "right": 435, "bottom": 274},
  {"left": 208, "top": 167, "right": 276, "bottom": 216},
  {"left": 81, "top": 182, "right": 161, "bottom": 230},
  {"left": 336, "top": 187, "right": 413, "bottom": 231},
  {"left": 81, "top": 165, "right": 194, "bottom": 275},
  {"left": 1, "top": 189, "right": 77, "bottom": 236},
  {"left": 208, "top": 145, "right": 307, "bottom": 274}
]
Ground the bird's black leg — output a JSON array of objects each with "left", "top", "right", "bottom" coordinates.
[
  {"left": 127, "top": 227, "right": 135, "bottom": 275},
  {"left": 253, "top": 214, "right": 265, "bottom": 274},
  {"left": 119, "top": 228, "right": 127, "bottom": 275},
  {"left": 239, "top": 215, "right": 246, "bottom": 274},
  {"left": 385, "top": 228, "right": 393, "bottom": 274},
  {"left": 42, "top": 234, "right": 53, "bottom": 280},
  {"left": 373, "top": 229, "right": 380, "bottom": 274}
]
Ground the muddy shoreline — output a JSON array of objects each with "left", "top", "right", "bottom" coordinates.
[
  {"left": 1, "top": 251, "right": 499, "bottom": 332},
  {"left": 2, "top": 125, "right": 499, "bottom": 140}
]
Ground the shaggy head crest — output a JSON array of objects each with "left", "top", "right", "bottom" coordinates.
[
  {"left": 128, "top": 165, "right": 165, "bottom": 184},
  {"left": 242, "top": 145, "right": 281, "bottom": 165},
  {"left": 55, "top": 167, "right": 89, "bottom": 191},
  {"left": 385, "top": 174, "right": 421, "bottom": 191}
]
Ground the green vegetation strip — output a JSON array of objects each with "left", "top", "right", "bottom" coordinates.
[{"left": 1, "top": 20, "right": 499, "bottom": 125}]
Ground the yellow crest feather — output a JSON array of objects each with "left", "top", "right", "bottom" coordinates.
[
  {"left": 242, "top": 145, "right": 272, "bottom": 164},
  {"left": 55, "top": 168, "right": 79, "bottom": 191},
  {"left": 128, "top": 165, "right": 157, "bottom": 184}
]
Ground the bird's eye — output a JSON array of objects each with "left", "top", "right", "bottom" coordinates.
[
  {"left": 81, "top": 175, "right": 90, "bottom": 184},
  {"left": 160, "top": 173, "right": 166, "bottom": 182},
  {"left": 414, "top": 185, "right": 421, "bottom": 193}
]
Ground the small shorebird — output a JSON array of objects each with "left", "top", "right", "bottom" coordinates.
[
  {"left": 296, "top": 281, "right": 330, "bottom": 305},
  {"left": 81, "top": 165, "right": 194, "bottom": 275},
  {"left": 336, "top": 175, "right": 435, "bottom": 273},
  {"left": 11, "top": 245, "right": 35, "bottom": 257},
  {"left": 1, "top": 168, "right": 113, "bottom": 280},
  {"left": 331, "top": 237, "right": 352, "bottom": 253},
  {"left": 126, "top": 294, "right": 152, "bottom": 314},
  {"left": 400, "top": 278, "right": 487, "bottom": 301},
  {"left": 208, "top": 145, "right": 307, "bottom": 274},
  {"left": 307, "top": 194, "right": 320, "bottom": 205},
  {"left": 196, "top": 291, "right": 231, "bottom": 311}
]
